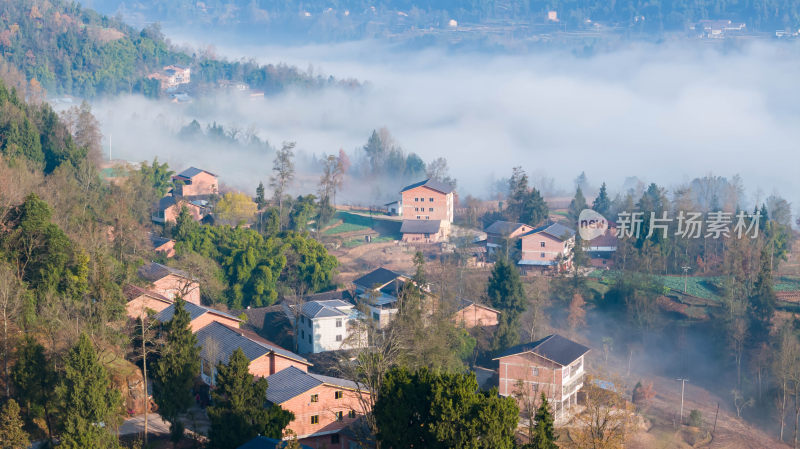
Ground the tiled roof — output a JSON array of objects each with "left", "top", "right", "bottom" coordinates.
[
  {"left": 265, "top": 366, "right": 360, "bottom": 404},
  {"left": 379, "top": 279, "right": 406, "bottom": 297},
  {"left": 137, "top": 262, "right": 191, "bottom": 282},
  {"left": 123, "top": 284, "right": 171, "bottom": 303},
  {"left": 155, "top": 301, "right": 241, "bottom": 323},
  {"left": 304, "top": 290, "right": 354, "bottom": 302},
  {"left": 494, "top": 334, "right": 590, "bottom": 366},
  {"left": 175, "top": 167, "right": 216, "bottom": 179},
  {"left": 148, "top": 234, "right": 173, "bottom": 248},
  {"left": 400, "top": 219, "right": 442, "bottom": 234},
  {"left": 301, "top": 301, "right": 348, "bottom": 319},
  {"left": 195, "top": 321, "right": 308, "bottom": 366},
  {"left": 237, "top": 436, "right": 312, "bottom": 449},
  {"left": 522, "top": 222, "right": 576, "bottom": 242},
  {"left": 353, "top": 267, "right": 402, "bottom": 290},
  {"left": 457, "top": 298, "right": 500, "bottom": 314},
  {"left": 156, "top": 196, "right": 177, "bottom": 212},
  {"left": 400, "top": 178, "right": 454, "bottom": 194},
  {"left": 485, "top": 221, "right": 528, "bottom": 236}
]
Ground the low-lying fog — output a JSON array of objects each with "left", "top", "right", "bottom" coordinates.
[{"left": 90, "top": 38, "right": 800, "bottom": 213}]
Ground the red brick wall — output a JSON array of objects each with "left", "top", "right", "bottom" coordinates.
[
  {"left": 180, "top": 172, "right": 218, "bottom": 197},
  {"left": 497, "top": 352, "right": 564, "bottom": 401},
  {"left": 125, "top": 295, "right": 171, "bottom": 320},
  {"left": 269, "top": 353, "right": 309, "bottom": 375},
  {"left": 163, "top": 201, "right": 203, "bottom": 223},
  {"left": 401, "top": 186, "right": 453, "bottom": 223},
  {"left": 280, "top": 384, "right": 370, "bottom": 443},
  {"left": 151, "top": 275, "right": 201, "bottom": 305},
  {"left": 453, "top": 305, "right": 499, "bottom": 328},
  {"left": 520, "top": 232, "right": 571, "bottom": 264},
  {"left": 487, "top": 224, "right": 534, "bottom": 246}
]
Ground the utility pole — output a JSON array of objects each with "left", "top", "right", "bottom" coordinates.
[
  {"left": 681, "top": 266, "right": 691, "bottom": 293},
  {"left": 677, "top": 378, "right": 689, "bottom": 425}
]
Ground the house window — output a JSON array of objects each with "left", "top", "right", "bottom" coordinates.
[
  {"left": 414, "top": 197, "right": 419, "bottom": 202},
  {"left": 415, "top": 207, "right": 419, "bottom": 212},
  {"left": 532, "top": 367, "right": 539, "bottom": 376},
  {"left": 308, "top": 334, "right": 312, "bottom": 344},
  {"left": 336, "top": 319, "right": 342, "bottom": 328},
  {"left": 429, "top": 197, "right": 434, "bottom": 202},
  {"left": 540, "top": 241, "right": 545, "bottom": 247},
  {"left": 311, "top": 394, "right": 319, "bottom": 403},
  {"left": 300, "top": 315, "right": 304, "bottom": 323},
  {"left": 424, "top": 233, "right": 430, "bottom": 238},
  {"left": 426, "top": 216, "right": 430, "bottom": 220},
  {"left": 373, "top": 312, "right": 380, "bottom": 321},
  {"left": 301, "top": 330, "right": 305, "bottom": 339},
  {"left": 336, "top": 334, "right": 343, "bottom": 342},
  {"left": 311, "top": 415, "right": 319, "bottom": 424},
  {"left": 540, "top": 252, "right": 545, "bottom": 258},
  {"left": 335, "top": 391, "right": 344, "bottom": 399},
  {"left": 349, "top": 410, "right": 357, "bottom": 418},
  {"left": 428, "top": 208, "right": 433, "bottom": 212},
  {"left": 532, "top": 383, "right": 539, "bottom": 392},
  {"left": 331, "top": 434, "right": 340, "bottom": 444},
  {"left": 335, "top": 411, "right": 344, "bottom": 421},
  {"left": 416, "top": 216, "right": 421, "bottom": 219}
]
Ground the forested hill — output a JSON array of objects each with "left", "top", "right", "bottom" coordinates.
[
  {"left": 0, "top": 0, "right": 355, "bottom": 98},
  {"left": 87, "top": 0, "right": 800, "bottom": 39}
]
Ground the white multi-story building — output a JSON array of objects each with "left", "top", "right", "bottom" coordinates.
[{"left": 297, "top": 299, "right": 364, "bottom": 354}]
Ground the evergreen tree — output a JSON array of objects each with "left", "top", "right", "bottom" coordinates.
[
  {"left": 530, "top": 394, "right": 558, "bottom": 449},
  {"left": 567, "top": 187, "right": 588, "bottom": 225},
  {"left": 488, "top": 259, "right": 526, "bottom": 351},
  {"left": 0, "top": 399, "right": 29, "bottom": 449},
  {"left": 255, "top": 181, "right": 267, "bottom": 209},
  {"left": 153, "top": 299, "right": 200, "bottom": 445},
  {"left": 207, "top": 348, "right": 293, "bottom": 449},
  {"left": 57, "top": 333, "right": 122, "bottom": 449},
  {"left": 748, "top": 247, "right": 777, "bottom": 340},
  {"left": 10, "top": 336, "right": 56, "bottom": 439},
  {"left": 592, "top": 182, "right": 611, "bottom": 216}
]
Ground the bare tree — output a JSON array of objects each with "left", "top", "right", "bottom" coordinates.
[
  {"left": 775, "top": 326, "right": 799, "bottom": 442},
  {"left": 270, "top": 141, "right": 296, "bottom": 230},
  {"left": 568, "top": 374, "right": 632, "bottom": 449},
  {"left": 0, "top": 263, "right": 23, "bottom": 397}
]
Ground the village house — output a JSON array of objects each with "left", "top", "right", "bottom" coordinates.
[
  {"left": 264, "top": 366, "right": 370, "bottom": 449},
  {"left": 147, "top": 64, "right": 191, "bottom": 90},
  {"left": 583, "top": 223, "right": 618, "bottom": 268},
  {"left": 149, "top": 234, "right": 176, "bottom": 258},
  {"left": 400, "top": 219, "right": 446, "bottom": 243},
  {"left": 518, "top": 223, "right": 575, "bottom": 273},
  {"left": 155, "top": 301, "right": 242, "bottom": 332},
  {"left": 384, "top": 200, "right": 402, "bottom": 216},
  {"left": 172, "top": 167, "right": 219, "bottom": 198},
  {"left": 151, "top": 196, "right": 207, "bottom": 224},
  {"left": 484, "top": 221, "right": 536, "bottom": 256},
  {"left": 195, "top": 321, "right": 311, "bottom": 386},
  {"left": 494, "top": 334, "right": 590, "bottom": 419},
  {"left": 352, "top": 267, "right": 412, "bottom": 329},
  {"left": 137, "top": 262, "right": 201, "bottom": 304},
  {"left": 123, "top": 284, "right": 172, "bottom": 320},
  {"left": 296, "top": 299, "right": 365, "bottom": 354},
  {"left": 452, "top": 298, "right": 500, "bottom": 329},
  {"left": 400, "top": 178, "right": 454, "bottom": 223}
]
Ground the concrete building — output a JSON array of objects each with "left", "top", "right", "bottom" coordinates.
[{"left": 297, "top": 299, "right": 364, "bottom": 354}]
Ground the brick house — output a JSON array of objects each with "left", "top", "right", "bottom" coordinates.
[
  {"left": 296, "top": 299, "right": 365, "bottom": 354},
  {"left": 494, "top": 334, "right": 589, "bottom": 419},
  {"left": 137, "top": 262, "right": 201, "bottom": 304},
  {"left": 147, "top": 64, "right": 191, "bottom": 90},
  {"left": 400, "top": 219, "right": 447, "bottom": 243},
  {"left": 400, "top": 179, "right": 454, "bottom": 223},
  {"left": 124, "top": 284, "right": 172, "bottom": 320},
  {"left": 149, "top": 234, "right": 176, "bottom": 258},
  {"left": 452, "top": 298, "right": 500, "bottom": 328},
  {"left": 518, "top": 223, "right": 575, "bottom": 273},
  {"left": 265, "top": 366, "right": 370, "bottom": 449},
  {"left": 583, "top": 223, "right": 618, "bottom": 268},
  {"left": 154, "top": 301, "right": 241, "bottom": 332},
  {"left": 172, "top": 167, "right": 218, "bottom": 198},
  {"left": 151, "top": 196, "right": 206, "bottom": 224},
  {"left": 195, "top": 321, "right": 310, "bottom": 386},
  {"left": 485, "top": 221, "right": 536, "bottom": 255}
]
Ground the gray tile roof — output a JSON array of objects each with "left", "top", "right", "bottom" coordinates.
[
  {"left": 175, "top": 167, "right": 216, "bottom": 179},
  {"left": 494, "top": 334, "right": 590, "bottom": 366},
  {"left": 156, "top": 196, "right": 177, "bottom": 212},
  {"left": 149, "top": 234, "right": 173, "bottom": 248},
  {"left": 123, "top": 284, "right": 171, "bottom": 303},
  {"left": 457, "top": 298, "right": 500, "bottom": 314},
  {"left": 155, "top": 301, "right": 240, "bottom": 323},
  {"left": 304, "top": 290, "right": 354, "bottom": 302},
  {"left": 400, "top": 178, "right": 455, "bottom": 194},
  {"left": 400, "top": 219, "right": 442, "bottom": 234},
  {"left": 353, "top": 267, "right": 403, "bottom": 290},
  {"left": 301, "top": 301, "right": 348, "bottom": 319},
  {"left": 265, "top": 366, "right": 360, "bottom": 404},
  {"left": 137, "top": 262, "right": 190, "bottom": 282},
  {"left": 523, "top": 222, "right": 576, "bottom": 242},
  {"left": 195, "top": 321, "right": 308, "bottom": 366},
  {"left": 485, "top": 221, "right": 528, "bottom": 237}
]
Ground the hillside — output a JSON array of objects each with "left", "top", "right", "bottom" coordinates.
[{"left": 0, "top": 0, "right": 356, "bottom": 98}]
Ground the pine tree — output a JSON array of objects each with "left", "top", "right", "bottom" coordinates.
[
  {"left": 748, "top": 247, "right": 777, "bottom": 340},
  {"left": 488, "top": 259, "right": 526, "bottom": 351},
  {"left": 567, "top": 187, "right": 588, "bottom": 225},
  {"left": 153, "top": 299, "right": 200, "bottom": 445},
  {"left": 530, "top": 394, "right": 558, "bottom": 449},
  {"left": 255, "top": 181, "right": 266, "bottom": 209},
  {"left": 57, "top": 333, "right": 122, "bottom": 449},
  {"left": 592, "top": 182, "right": 611, "bottom": 216},
  {"left": 10, "top": 336, "right": 56, "bottom": 440},
  {"left": 207, "top": 348, "right": 293, "bottom": 449},
  {"left": 0, "top": 399, "right": 30, "bottom": 449}
]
